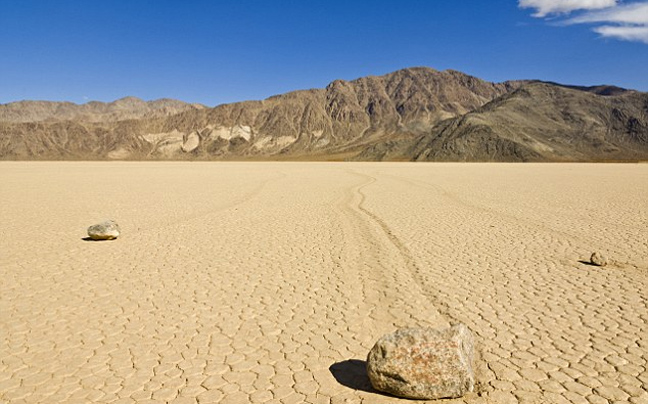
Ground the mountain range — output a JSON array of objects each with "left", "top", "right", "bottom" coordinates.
[{"left": 1, "top": 67, "right": 646, "bottom": 161}]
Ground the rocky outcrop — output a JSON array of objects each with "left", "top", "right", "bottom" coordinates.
[{"left": 366, "top": 324, "right": 475, "bottom": 400}]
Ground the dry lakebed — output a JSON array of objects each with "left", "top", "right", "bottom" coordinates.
[{"left": 1, "top": 162, "right": 647, "bottom": 404}]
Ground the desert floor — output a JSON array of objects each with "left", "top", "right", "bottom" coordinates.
[{"left": 1, "top": 162, "right": 647, "bottom": 404}]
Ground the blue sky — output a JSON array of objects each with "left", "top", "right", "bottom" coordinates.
[{"left": 1, "top": 0, "right": 647, "bottom": 105}]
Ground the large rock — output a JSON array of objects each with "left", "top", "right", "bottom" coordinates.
[
  {"left": 87, "top": 220, "right": 121, "bottom": 240},
  {"left": 366, "top": 324, "right": 474, "bottom": 399}
]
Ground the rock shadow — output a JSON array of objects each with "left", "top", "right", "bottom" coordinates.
[
  {"left": 81, "top": 237, "right": 116, "bottom": 242},
  {"left": 329, "top": 359, "right": 377, "bottom": 394},
  {"left": 578, "top": 260, "right": 598, "bottom": 267}
]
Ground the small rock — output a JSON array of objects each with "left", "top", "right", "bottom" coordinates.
[
  {"left": 87, "top": 220, "right": 121, "bottom": 240},
  {"left": 366, "top": 324, "right": 475, "bottom": 400},
  {"left": 590, "top": 252, "right": 608, "bottom": 267}
]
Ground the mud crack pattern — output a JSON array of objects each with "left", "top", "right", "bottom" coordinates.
[{"left": 1, "top": 162, "right": 646, "bottom": 404}]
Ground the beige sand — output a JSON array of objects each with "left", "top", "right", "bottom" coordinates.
[{"left": 1, "top": 162, "right": 646, "bottom": 404}]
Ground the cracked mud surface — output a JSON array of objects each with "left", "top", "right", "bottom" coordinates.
[{"left": 1, "top": 162, "right": 647, "bottom": 404}]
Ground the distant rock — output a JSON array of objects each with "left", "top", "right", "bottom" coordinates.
[
  {"left": 590, "top": 252, "right": 608, "bottom": 267},
  {"left": 87, "top": 220, "right": 121, "bottom": 240},
  {"left": 366, "top": 324, "right": 475, "bottom": 400}
]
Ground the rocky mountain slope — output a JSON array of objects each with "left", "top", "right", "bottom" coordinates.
[
  {"left": 413, "top": 83, "right": 648, "bottom": 162},
  {"left": 357, "top": 82, "right": 648, "bottom": 162},
  {"left": 1, "top": 67, "right": 646, "bottom": 161}
]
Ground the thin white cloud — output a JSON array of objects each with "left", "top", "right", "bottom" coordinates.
[
  {"left": 568, "top": 2, "right": 648, "bottom": 43},
  {"left": 593, "top": 25, "right": 648, "bottom": 42},
  {"left": 519, "top": 0, "right": 617, "bottom": 17},
  {"left": 568, "top": 2, "right": 648, "bottom": 24},
  {"left": 520, "top": 0, "right": 648, "bottom": 44}
]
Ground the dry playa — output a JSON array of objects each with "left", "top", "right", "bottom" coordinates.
[{"left": 1, "top": 162, "right": 647, "bottom": 404}]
